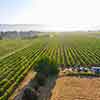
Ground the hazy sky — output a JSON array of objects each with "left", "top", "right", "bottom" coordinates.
[{"left": 0, "top": 0, "right": 100, "bottom": 30}]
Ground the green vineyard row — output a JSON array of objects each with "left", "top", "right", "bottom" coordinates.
[{"left": 0, "top": 45, "right": 100, "bottom": 99}]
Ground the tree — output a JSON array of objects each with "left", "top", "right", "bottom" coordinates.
[{"left": 34, "top": 56, "right": 59, "bottom": 76}]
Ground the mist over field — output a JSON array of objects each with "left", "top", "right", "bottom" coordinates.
[{"left": 1, "top": 24, "right": 100, "bottom": 32}]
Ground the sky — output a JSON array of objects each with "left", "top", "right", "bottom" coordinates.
[{"left": 0, "top": 0, "right": 100, "bottom": 31}]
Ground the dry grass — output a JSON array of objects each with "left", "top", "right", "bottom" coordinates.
[{"left": 50, "top": 76, "right": 100, "bottom": 100}]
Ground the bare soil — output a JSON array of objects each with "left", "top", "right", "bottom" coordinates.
[{"left": 50, "top": 76, "right": 100, "bottom": 100}]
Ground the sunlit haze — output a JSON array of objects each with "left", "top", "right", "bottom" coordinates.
[{"left": 0, "top": 0, "right": 100, "bottom": 31}]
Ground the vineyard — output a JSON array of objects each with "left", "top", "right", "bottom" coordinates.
[
  {"left": 0, "top": 39, "right": 34, "bottom": 58},
  {"left": 0, "top": 33, "right": 100, "bottom": 99}
]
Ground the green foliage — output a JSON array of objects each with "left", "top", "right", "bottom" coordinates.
[
  {"left": 36, "top": 73, "right": 46, "bottom": 86},
  {"left": 0, "top": 88, "right": 4, "bottom": 96},
  {"left": 34, "top": 56, "right": 59, "bottom": 76},
  {"left": 66, "top": 71, "right": 100, "bottom": 77},
  {"left": 1, "top": 34, "right": 100, "bottom": 99},
  {"left": 16, "top": 75, "right": 24, "bottom": 85},
  {"left": 48, "top": 59, "right": 59, "bottom": 75},
  {"left": 22, "top": 87, "right": 38, "bottom": 100},
  {"left": 34, "top": 56, "right": 49, "bottom": 73}
]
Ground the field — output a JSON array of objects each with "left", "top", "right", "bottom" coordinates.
[
  {"left": 0, "top": 39, "right": 34, "bottom": 58},
  {"left": 50, "top": 76, "right": 100, "bottom": 100},
  {"left": 0, "top": 33, "right": 100, "bottom": 99}
]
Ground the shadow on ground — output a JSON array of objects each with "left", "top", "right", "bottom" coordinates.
[{"left": 14, "top": 72, "right": 58, "bottom": 100}]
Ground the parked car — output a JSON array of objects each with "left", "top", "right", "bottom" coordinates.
[
  {"left": 83, "top": 67, "right": 89, "bottom": 72},
  {"left": 91, "top": 67, "right": 100, "bottom": 73}
]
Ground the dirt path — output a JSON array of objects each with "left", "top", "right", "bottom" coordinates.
[
  {"left": 50, "top": 75, "right": 100, "bottom": 100},
  {"left": 9, "top": 70, "right": 36, "bottom": 100}
]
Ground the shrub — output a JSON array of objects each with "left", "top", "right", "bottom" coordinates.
[
  {"left": 22, "top": 87, "right": 38, "bottom": 100},
  {"left": 0, "top": 88, "right": 4, "bottom": 96}
]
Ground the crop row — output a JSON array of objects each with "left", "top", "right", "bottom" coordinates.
[
  {"left": 1, "top": 46, "right": 100, "bottom": 99},
  {"left": 0, "top": 40, "right": 48, "bottom": 100},
  {"left": 43, "top": 47, "right": 100, "bottom": 66}
]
